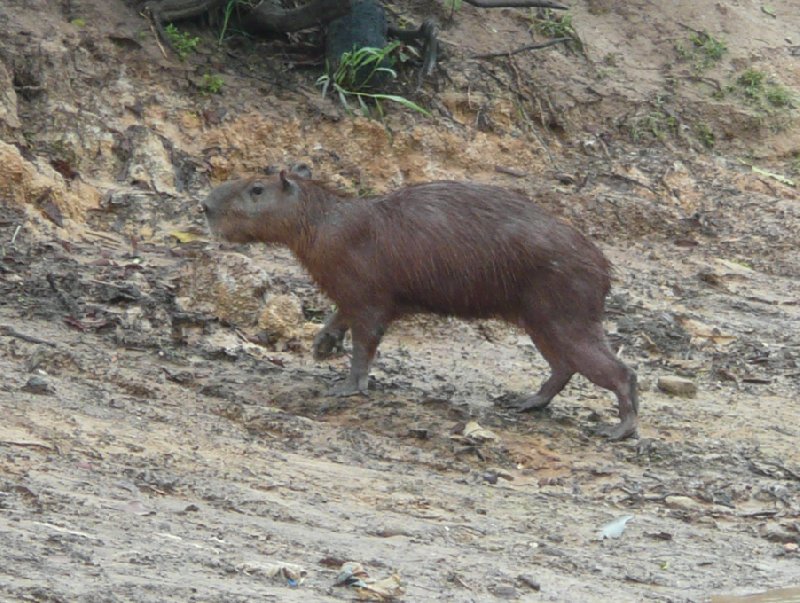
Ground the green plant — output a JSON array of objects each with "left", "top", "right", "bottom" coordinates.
[
  {"left": 765, "top": 84, "right": 793, "bottom": 107},
  {"left": 690, "top": 31, "right": 726, "bottom": 62},
  {"left": 530, "top": 9, "right": 582, "bottom": 49},
  {"left": 443, "top": 0, "right": 463, "bottom": 12},
  {"left": 165, "top": 23, "right": 200, "bottom": 61},
  {"left": 602, "top": 53, "right": 619, "bottom": 67},
  {"left": 316, "top": 42, "right": 430, "bottom": 118},
  {"left": 218, "top": 0, "right": 258, "bottom": 43},
  {"left": 789, "top": 153, "right": 800, "bottom": 176},
  {"left": 695, "top": 123, "right": 715, "bottom": 148},
  {"left": 675, "top": 31, "right": 726, "bottom": 72},
  {"left": 70, "top": 18, "right": 86, "bottom": 27},
  {"left": 627, "top": 96, "right": 680, "bottom": 143},
  {"left": 732, "top": 69, "right": 795, "bottom": 109},
  {"left": 737, "top": 68, "right": 765, "bottom": 100},
  {"left": 643, "top": 111, "right": 678, "bottom": 139},
  {"left": 201, "top": 73, "right": 224, "bottom": 94}
]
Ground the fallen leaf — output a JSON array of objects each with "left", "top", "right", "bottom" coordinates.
[{"left": 678, "top": 317, "right": 736, "bottom": 345}]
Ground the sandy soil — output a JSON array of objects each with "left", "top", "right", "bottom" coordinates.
[{"left": 1, "top": 1, "right": 799, "bottom": 601}]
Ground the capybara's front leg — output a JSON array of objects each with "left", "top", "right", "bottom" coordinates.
[
  {"left": 313, "top": 310, "right": 349, "bottom": 360},
  {"left": 328, "top": 312, "right": 387, "bottom": 397}
]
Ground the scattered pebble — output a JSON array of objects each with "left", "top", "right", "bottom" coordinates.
[
  {"left": 665, "top": 495, "right": 703, "bottom": 511},
  {"left": 21, "top": 376, "right": 54, "bottom": 396},
  {"left": 657, "top": 375, "right": 698, "bottom": 397},
  {"left": 517, "top": 574, "right": 541, "bottom": 591}
]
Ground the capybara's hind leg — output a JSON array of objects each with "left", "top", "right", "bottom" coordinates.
[
  {"left": 515, "top": 326, "right": 574, "bottom": 411},
  {"left": 329, "top": 310, "right": 387, "bottom": 397},
  {"left": 313, "top": 310, "right": 349, "bottom": 360},
  {"left": 571, "top": 328, "right": 638, "bottom": 440}
]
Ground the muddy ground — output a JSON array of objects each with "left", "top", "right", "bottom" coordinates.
[{"left": 1, "top": 1, "right": 799, "bottom": 601}]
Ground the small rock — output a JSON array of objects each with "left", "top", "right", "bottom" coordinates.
[
  {"left": 406, "top": 427, "right": 430, "bottom": 439},
  {"left": 489, "top": 467, "right": 514, "bottom": 481},
  {"left": 490, "top": 585, "right": 518, "bottom": 599},
  {"left": 258, "top": 294, "right": 306, "bottom": 341},
  {"left": 784, "top": 542, "right": 798, "bottom": 553},
  {"left": 482, "top": 472, "right": 499, "bottom": 485},
  {"left": 21, "top": 376, "right": 54, "bottom": 395},
  {"left": 761, "top": 522, "right": 796, "bottom": 543},
  {"left": 657, "top": 375, "right": 698, "bottom": 397},
  {"left": 517, "top": 574, "right": 541, "bottom": 591},
  {"left": 664, "top": 495, "right": 703, "bottom": 511},
  {"left": 177, "top": 251, "right": 270, "bottom": 326}
]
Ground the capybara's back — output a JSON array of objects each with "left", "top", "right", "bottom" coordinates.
[
  {"left": 202, "top": 169, "right": 638, "bottom": 440},
  {"left": 350, "top": 181, "right": 611, "bottom": 322}
]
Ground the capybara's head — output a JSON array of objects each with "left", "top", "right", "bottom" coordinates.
[{"left": 201, "top": 164, "right": 312, "bottom": 243}]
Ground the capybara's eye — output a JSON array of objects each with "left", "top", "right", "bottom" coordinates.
[{"left": 251, "top": 185, "right": 264, "bottom": 196}]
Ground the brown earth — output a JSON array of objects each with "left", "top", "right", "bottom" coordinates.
[{"left": 1, "top": 1, "right": 799, "bottom": 601}]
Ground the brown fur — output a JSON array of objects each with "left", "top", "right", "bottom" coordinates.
[{"left": 202, "top": 170, "right": 639, "bottom": 440}]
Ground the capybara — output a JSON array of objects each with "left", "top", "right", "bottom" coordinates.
[{"left": 201, "top": 166, "right": 638, "bottom": 440}]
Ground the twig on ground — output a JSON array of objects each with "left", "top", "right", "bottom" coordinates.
[
  {"left": 0, "top": 325, "right": 56, "bottom": 347},
  {"left": 472, "top": 37, "right": 570, "bottom": 59}
]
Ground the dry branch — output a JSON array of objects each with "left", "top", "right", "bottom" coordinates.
[
  {"left": 463, "top": 0, "right": 568, "bottom": 8},
  {"left": 247, "top": 0, "right": 353, "bottom": 34},
  {"left": 144, "top": 0, "right": 225, "bottom": 22},
  {"left": 472, "top": 37, "right": 570, "bottom": 58}
]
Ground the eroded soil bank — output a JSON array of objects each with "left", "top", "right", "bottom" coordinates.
[{"left": 1, "top": 1, "right": 799, "bottom": 601}]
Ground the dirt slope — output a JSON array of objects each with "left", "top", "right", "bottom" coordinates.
[{"left": 1, "top": 1, "right": 799, "bottom": 601}]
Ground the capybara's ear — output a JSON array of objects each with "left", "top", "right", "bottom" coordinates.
[
  {"left": 279, "top": 170, "right": 292, "bottom": 190},
  {"left": 290, "top": 163, "right": 312, "bottom": 179}
]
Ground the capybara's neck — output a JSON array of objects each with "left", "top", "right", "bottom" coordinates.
[{"left": 282, "top": 180, "right": 352, "bottom": 263}]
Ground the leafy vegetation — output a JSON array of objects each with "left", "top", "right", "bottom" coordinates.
[
  {"left": 695, "top": 123, "right": 715, "bottom": 148},
  {"left": 200, "top": 73, "right": 224, "bottom": 94},
  {"left": 737, "top": 68, "right": 766, "bottom": 100},
  {"left": 530, "top": 9, "right": 582, "bottom": 49},
  {"left": 165, "top": 23, "right": 200, "bottom": 61},
  {"left": 625, "top": 95, "right": 678, "bottom": 142},
  {"left": 316, "top": 42, "right": 430, "bottom": 118},
  {"left": 765, "top": 84, "right": 793, "bottom": 107},
  {"left": 733, "top": 68, "right": 795, "bottom": 109},
  {"left": 443, "top": 0, "right": 463, "bottom": 14},
  {"left": 218, "top": 0, "right": 258, "bottom": 44},
  {"left": 675, "top": 31, "right": 726, "bottom": 72}
]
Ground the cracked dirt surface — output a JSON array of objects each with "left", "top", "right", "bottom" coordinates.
[{"left": 1, "top": 1, "right": 799, "bottom": 601}]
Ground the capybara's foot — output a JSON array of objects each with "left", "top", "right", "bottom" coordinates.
[
  {"left": 514, "top": 393, "right": 553, "bottom": 412},
  {"left": 328, "top": 376, "right": 368, "bottom": 397},
  {"left": 313, "top": 329, "right": 346, "bottom": 360},
  {"left": 594, "top": 417, "right": 638, "bottom": 441}
]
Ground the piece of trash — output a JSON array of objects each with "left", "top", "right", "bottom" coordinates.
[
  {"left": 236, "top": 561, "right": 307, "bottom": 586},
  {"left": 335, "top": 561, "right": 369, "bottom": 587},
  {"left": 169, "top": 230, "right": 205, "bottom": 243},
  {"left": 119, "top": 500, "right": 155, "bottom": 516},
  {"left": 599, "top": 515, "right": 634, "bottom": 540},
  {"left": 750, "top": 165, "right": 795, "bottom": 187},
  {"left": 334, "top": 562, "right": 404, "bottom": 600},
  {"left": 451, "top": 421, "right": 499, "bottom": 443}
]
